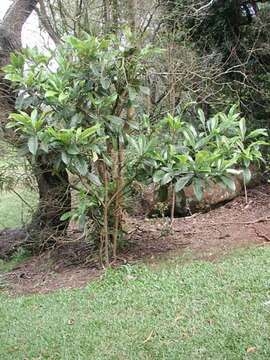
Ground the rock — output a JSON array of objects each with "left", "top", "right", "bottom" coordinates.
[
  {"left": 184, "top": 165, "right": 261, "bottom": 213},
  {"left": 134, "top": 166, "right": 262, "bottom": 217}
]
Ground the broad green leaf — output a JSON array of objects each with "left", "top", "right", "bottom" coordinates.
[
  {"left": 4, "top": 73, "right": 22, "bottom": 82},
  {"left": 66, "top": 35, "right": 83, "bottom": 48},
  {"left": 239, "top": 118, "right": 246, "bottom": 140},
  {"left": 67, "top": 144, "right": 80, "bottom": 155},
  {"left": 228, "top": 104, "right": 238, "bottom": 118},
  {"left": 175, "top": 174, "right": 193, "bottom": 193},
  {"left": 5, "top": 122, "right": 17, "bottom": 129},
  {"left": 48, "top": 78, "right": 59, "bottom": 91},
  {"left": 9, "top": 112, "right": 30, "bottom": 124},
  {"left": 80, "top": 125, "right": 100, "bottom": 140},
  {"left": 243, "top": 168, "right": 252, "bottom": 184},
  {"left": 207, "top": 116, "right": 218, "bottom": 132},
  {"left": 161, "top": 173, "right": 172, "bottom": 185},
  {"left": 198, "top": 109, "right": 206, "bottom": 125},
  {"left": 28, "top": 136, "right": 38, "bottom": 155},
  {"left": 45, "top": 90, "right": 58, "bottom": 98},
  {"left": 74, "top": 158, "right": 88, "bottom": 176},
  {"left": 40, "top": 141, "right": 49, "bottom": 153},
  {"left": 10, "top": 53, "right": 24, "bottom": 68},
  {"left": 101, "top": 77, "right": 110, "bottom": 90},
  {"left": 59, "top": 92, "right": 69, "bottom": 102},
  {"left": 220, "top": 176, "right": 236, "bottom": 192},
  {"left": 182, "top": 128, "right": 195, "bottom": 146},
  {"left": 31, "top": 109, "right": 38, "bottom": 125},
  {"left": 107, "top": 116, "right": 124, "bottom": 128},
  {"left": 193, "top": 178, "right": 203, "bottom": 201},
  {"left": 61, "top": 151, "right": 70, "bottom": 165},
  {"left": 246, "top": 128, "right": 268, "bottom": 139},
  {"left": 153, "top": 170, "right": 165, "bottom": 183},
  {"left": 15, "top": 95, "right": 33, "bottom": 110},
  {"left": 188, "top": 124, "right": 197, "bottom": 137},
  {"left": 127, "top": 135, "right": 140, "bottom": 154}
]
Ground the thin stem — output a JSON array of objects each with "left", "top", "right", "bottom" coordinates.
[
  {"left": 11, "top": 188, "right": 34, "bottom": 210},
  {"left": 171, "top": 187, "right": 176, "bottom": 225},
  {"left": 243, "top": 176, "right": 248, "bottom": 204},
  {"left": 103, "top": 167, "right": 110, "bottom": 267}
]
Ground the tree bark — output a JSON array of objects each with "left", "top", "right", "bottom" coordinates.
[
  {"left": 111, "top": 0, "right": 119, "bottom": 30},
  {"left": 36, "top": 0, "right": 62, "bottom": 44},
  {"left": 0, "top": 0, "right": 38, "bottom": 137},
  {"left": 27, "top": 162, "right": 71, "bottom": 249},
  {"left": 0, "top": 0, "right": 38, "bottom": 136},
  {"left": 0, "top": 0, "right": 71, "bottom": 254}
]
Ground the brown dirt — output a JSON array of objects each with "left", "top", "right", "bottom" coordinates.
[{"left": 1, "top": 184, "right": 270, "bottom": 296}]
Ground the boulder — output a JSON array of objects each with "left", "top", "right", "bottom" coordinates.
[{"left": 134, "top": 166, "right": 261, "bottom": 217}]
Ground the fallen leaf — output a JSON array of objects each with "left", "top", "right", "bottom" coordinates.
[
  {"left": 143, "top": 330, "right": 154, "bottom": 344},
  {"left": 126, "top": 275, "right": 136, "bottom": 281},
  {"left": 246, "top": 347, "right": 256, "bottom": 353}
]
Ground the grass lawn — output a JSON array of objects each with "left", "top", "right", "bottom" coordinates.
[
  {"left": 1, "top": 246, "right": 270, "bottom": 359},
  {"left": 0, "top": 141, "right": 37, "bottom": 230},
  {"left": 0, "top": 190, "right": 37, "bottom": 229}
]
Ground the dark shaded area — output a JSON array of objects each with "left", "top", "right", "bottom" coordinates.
[
  {"left": 27, "top": 164, "right": 71, "bottom": 249},
  {"left": 165, "top": 0, "right": 270, "bottom": 127},
  {"left": 0, "top": 228, "right": 27, "bottom": 259}
]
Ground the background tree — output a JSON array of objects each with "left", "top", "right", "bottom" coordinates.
[
  {"left": 162, "top": 0, "right": 270, "bottom": 128},
  {"left": 0, "top": 0, "right": 71, "bottom": 251},
  {"left": 1, "top": 0, "right": 269, "bottom": 261}
]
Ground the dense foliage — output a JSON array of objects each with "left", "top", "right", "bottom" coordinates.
[
  {"left": 3, "top": 29, "right": 267, "bottom": 264},
  {"left": 164, "top": 1, "right": 270, "bottom": 127},
  {"left": 0, "top": 0, "right": 269, "bottom": 264}
]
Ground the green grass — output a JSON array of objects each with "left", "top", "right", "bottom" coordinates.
[
  {"left": 0, "top": 190, "right": 37, "bottom": 229},
  {"left": 0, "top": 142, "right": 37, "bottom": 229},
  {"left": 1, "top": 247, "right": 270, "bottom": 359}
]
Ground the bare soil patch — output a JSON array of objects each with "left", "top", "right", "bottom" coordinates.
[{"left": 1, "top": 184, "right": 270, "bottom": 295}]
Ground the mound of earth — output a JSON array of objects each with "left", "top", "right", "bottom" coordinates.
[{"left": 1, "top": 184, "right": 270, "bottom": 295}]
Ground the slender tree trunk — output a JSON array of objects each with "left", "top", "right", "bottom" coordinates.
[
  {"left": 127, "top": 0, "right": 136, "bottom": 32},
  {"left": 126, "top": 0, "right": 136, "bottom": 136},
  {"left": 103, "top": 0, "right": 110, "bottom": 32},
  {"left": 231, "top": 0, "right": 241, "bottom": 36},
  {"left": 111, "top": 0, "right": 119, "bottom": 31}
]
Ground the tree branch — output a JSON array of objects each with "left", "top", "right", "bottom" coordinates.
[
  {"left": 36, "top": 0, "right": 62, "bottom": 45},
  {"left": 2, "top": 0, "right": 38, "bottom": 48}
]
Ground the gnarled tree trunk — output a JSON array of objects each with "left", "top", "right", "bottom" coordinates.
[
  {"left": 27, "top": 162, "right": 71, "bottom": 250},
  {"left": 0, "top": 0, "right": 71, "bottom": 256}
]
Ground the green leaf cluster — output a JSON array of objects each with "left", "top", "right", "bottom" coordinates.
[{"left": 151, "top": 105, "right": 268, "bottom": 200}]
